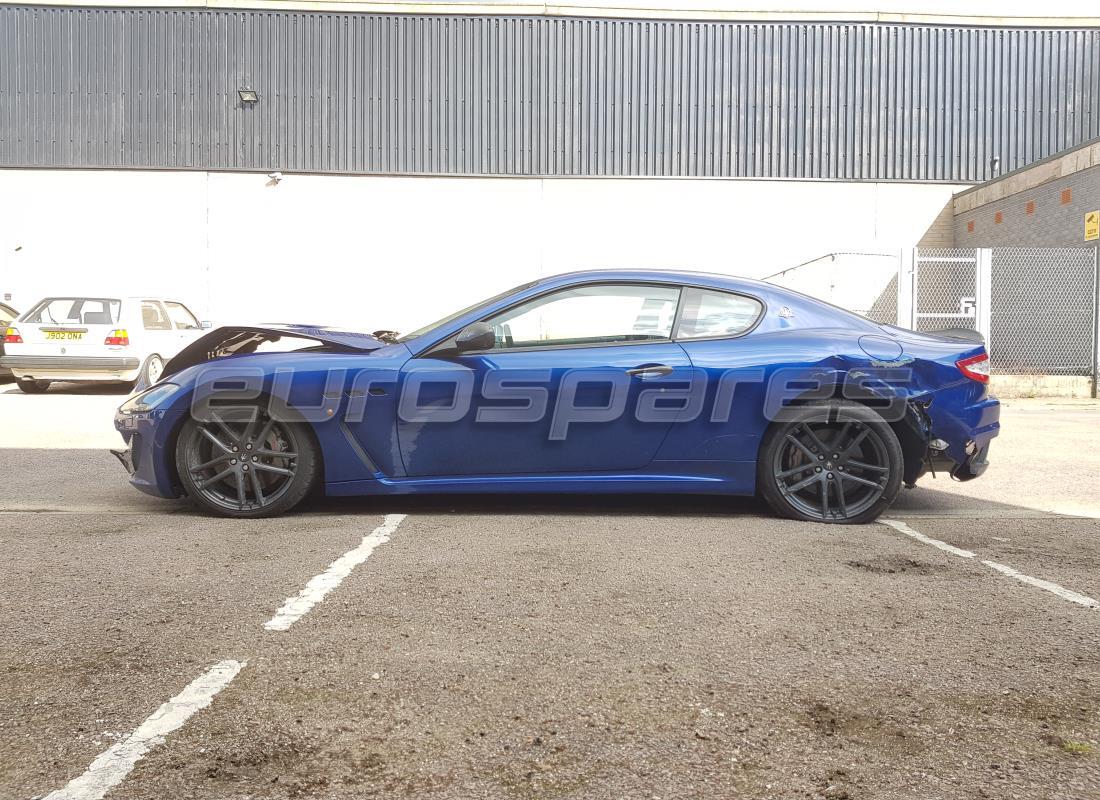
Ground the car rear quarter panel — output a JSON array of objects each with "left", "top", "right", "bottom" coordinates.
[
  {"left": 658, "top": 329, "right": 873, "bottom": 477},
  {"left": 898, "top": 339, "right": 1000, "bottom": 465},
  {"left": 665, "top": 326, "right": 999, "bottom": 482}
]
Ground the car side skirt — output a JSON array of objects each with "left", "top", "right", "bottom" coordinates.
[{"left": 324, "top": 460, "right": 756, "bottom": 497}]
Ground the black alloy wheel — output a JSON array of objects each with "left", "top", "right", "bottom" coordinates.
[
  {"left": 758, "top": 401, "right": 903, "bottom": 524},
  {"left": 175, "top": 406, "right": 318, "bottom": 518}
]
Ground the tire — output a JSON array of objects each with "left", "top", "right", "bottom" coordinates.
[
  {"left": 139, "top": 354, "right": 165, "bottom": 387},
  {"left": 757, "top": 400, "right": 903, "bottom": 524},
  {"left": 175, "top": 404, "right": 319, "bottom": 518},
  {"left": 16, "top": 378, "right": 50, "bottom": 394}
]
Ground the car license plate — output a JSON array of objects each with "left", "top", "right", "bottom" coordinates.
[{"left": 45, "top": 331, "right": 84, "bottom": 341}]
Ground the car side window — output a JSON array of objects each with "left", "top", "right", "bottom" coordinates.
[
  {"left": 164, "top": 302, "right": 201, "bottom": 330},
  {"left": 675, "top": 288, "right": 763, "bottom": 340},
  {"left": 483, "top": 284, "right": 681, "bottom": 349},
  {"left": 141, "top": 301, "right": 173, "bottom": 331}
]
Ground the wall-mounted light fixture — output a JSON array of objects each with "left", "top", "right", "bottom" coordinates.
[{"left": 238, "top": 88, "right": 259, "bottom": 104}]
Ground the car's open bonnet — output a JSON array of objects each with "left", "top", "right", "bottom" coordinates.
[{"left": 160, "top": 324, "right": 388, "bottom": 384}]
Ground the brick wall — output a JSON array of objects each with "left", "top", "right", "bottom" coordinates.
[
  {"left": 955, "top": 162, "right": 1100, "bottom": 248},
  {"left": 917, "top": 200, "right": 957, "bottom": 248}
]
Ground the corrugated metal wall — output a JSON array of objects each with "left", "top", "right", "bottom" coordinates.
[{"left": 2, "top": 5, "right": 1099, "bottom": 180}]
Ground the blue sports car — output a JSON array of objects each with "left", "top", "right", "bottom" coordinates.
[{"left": 113, "top": 270, "right": 1000, "bottom": 523}]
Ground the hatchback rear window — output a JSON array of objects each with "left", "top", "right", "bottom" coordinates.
[{"left": 22, "top": 297, "right": 121, "bottom": 326}]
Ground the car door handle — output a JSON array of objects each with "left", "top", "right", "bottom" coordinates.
[{"left": 626, "top": 364, "right": 674, "bottom": 378}]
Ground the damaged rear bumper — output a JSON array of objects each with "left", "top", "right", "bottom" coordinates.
[
  {"left": 902, "top": 388, "right": 999, "bottom": 485},
  {"left": 928, "top": 439, "right": 992, "bottom": 481}
]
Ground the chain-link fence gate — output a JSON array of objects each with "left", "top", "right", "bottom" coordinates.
[
  {"left": 910, "top": 249, "right": 984, "bottom": 334},
  {"left": 865, "top": 249, "right": 983, "bottom": 331},
  {"left": 859, "top": 246, "right": 1099, "bottom": 392},
  {"left": 990, "top": 249, "right": 1098, "bottom": 375}
]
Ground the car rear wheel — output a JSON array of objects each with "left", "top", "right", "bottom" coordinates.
[
  {"left": 757, "top": 400, "right": 903, "bottom": 524},
  {"left": 16, "top": 378, "right": 50, "bottom": 394},
  {"left": 140, "top": 354, "right": 165, "bottom": 387},
  {"left": 175, "top": 406, "right": 319, "bottom": 518}
]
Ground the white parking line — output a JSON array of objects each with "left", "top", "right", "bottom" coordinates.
[
  {"left": 879, "top": 519, "right": 1098, "bottom": 609},
  {"left": 878, "top": 519, "right": 976, "bottom": 558},
  {"left": 981, "top": 560, "right": 1099, "bottom": 609},
  {"left": 43, "top": 660, "right": 244, "bottom": 800},
  {"left": 264, "top": 513, "right": 407, "bottom": 632}
]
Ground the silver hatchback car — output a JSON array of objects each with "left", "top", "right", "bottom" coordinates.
[{"left": 1, "top": 296, "right": 207, "bottom": 393}]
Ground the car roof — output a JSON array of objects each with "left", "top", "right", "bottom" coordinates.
[
  {"left": 533, "top": 268, "right": 772, "bottom": 293},
  {"left": 523, "top": 268, "right": 879, "bottom": 332},
  {"left": 29, "top": 296, "right": 190, "bottom": 303}
]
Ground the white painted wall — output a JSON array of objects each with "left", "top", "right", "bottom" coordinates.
[
  {"left": 0, "top": 169, "right": 964, "bottom": 333},
  {"left": 765, "top": 252, "right": 903, "bottom": 318}
]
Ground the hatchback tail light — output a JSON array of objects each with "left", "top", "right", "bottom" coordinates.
[
  {"left": 105, "top": 329, "right": 130, "bottom": 346},
  {"left": 956, "top": 352, "right": 990, "bottom": 383},
  {"left": 3, "top": 327, "right": 22, "bottom": 344}
]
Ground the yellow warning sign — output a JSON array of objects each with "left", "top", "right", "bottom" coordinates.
[{"left": 1087, "top": 210, "right": 1100, "bottom": 241}]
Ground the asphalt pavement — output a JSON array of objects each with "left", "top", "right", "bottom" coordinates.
[{"left": 1, "top": 384, "right": 1098, "bottom": 799}]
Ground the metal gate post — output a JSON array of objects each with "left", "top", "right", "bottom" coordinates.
[
  {"left": 1092, "top": 246, "right": 1099, "bottom": 399},
  {"left": 897, "top": 248, "right": 916, "bottom": 329},
  {"left": 975, "top": 248, "right": 993, "bottom": 343}
]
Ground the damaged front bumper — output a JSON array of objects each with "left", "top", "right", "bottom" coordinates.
[
  {"left": 113, "top": 406, "right": 186, "bottom": 498},
  {"left": 110, "top": 446, "right": 135, "bottom": 475}
]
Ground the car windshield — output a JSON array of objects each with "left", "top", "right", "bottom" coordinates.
[
  {"left": 396, "top": 280, "right": 538, "bottom": 343},
  {"left": 22, "top": 297, "right": 121, "bottom": 325}
]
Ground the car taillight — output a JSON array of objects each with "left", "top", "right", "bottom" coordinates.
[
  {"left": 3, "top": 327, "right": 22, "bottom": 344},
  {"left": 956, "top": 352, "right": 990, "bottom": 383},
  {"left": 105, "top": 329, "right": 130, "bottom": 346}
]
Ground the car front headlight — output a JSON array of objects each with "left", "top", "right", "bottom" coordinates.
[{"left": 119, "top": 383, "right": 182, "bottom": 414}]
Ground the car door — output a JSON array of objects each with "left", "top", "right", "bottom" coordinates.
[
  {"left": 138, "top": 300, "right": 176, "bottom": 359},
  {"left": 163, "top": 301, "right": 204, "bottom": 356},
  {"left": 398, "top": 282, "right": 693, "bottom": 477},
  {"left": 658, "top": 286, "right": 770, "bottom": 464}
]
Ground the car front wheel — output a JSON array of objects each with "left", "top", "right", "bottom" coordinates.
[
  {"left": 175, "top": 406, "right": 319, "bottom": 518},
  {"left": 757, "top": 400, "right": 903, "bottom": 524}
]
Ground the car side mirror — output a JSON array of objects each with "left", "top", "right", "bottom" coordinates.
[
  {"left": 455, "top": 322, "right": 495, "bottom": 353},
  {"left": 200, "top": 320, "right": 213, "bottom": 329}
]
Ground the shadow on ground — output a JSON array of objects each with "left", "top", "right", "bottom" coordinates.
[
  {"left": 304, "top": 483, "right": 1056, "bottom": 520},
  {"left": 0, "top": 447, "right": 1060, "bottom": 521},
  {"left": 0, "top": 381, "right": 132, "bottom": 396}
]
